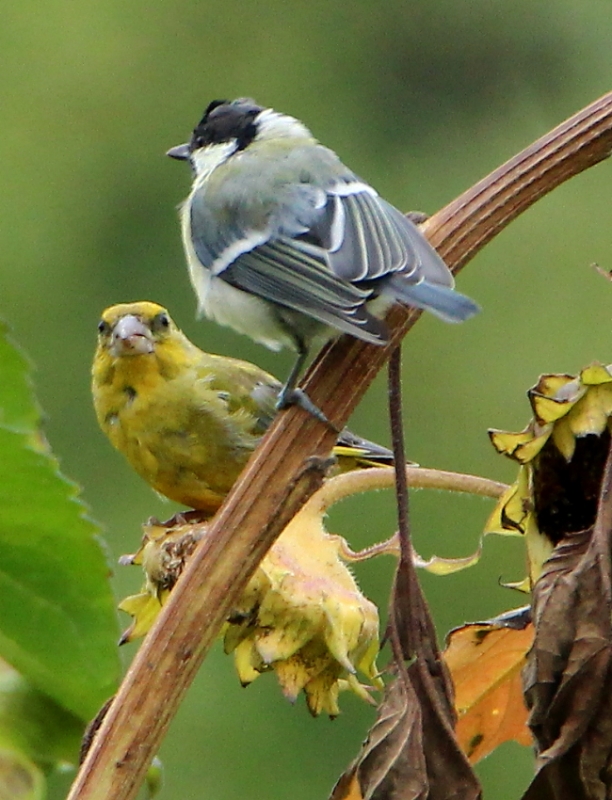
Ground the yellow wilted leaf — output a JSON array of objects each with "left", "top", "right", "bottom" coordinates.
[
  {"left": 580, "top": 363, "right": 612, "bottom": 385},
  {"left": 488, "top": 362, "right": 612, "bottom": 586},
  {"left": 329, "top": 772, "right": 363, "bottom": 800},
  {"left": 530, "top": 392, "right": 574, "bottom": 425},
  {"left": 531, "top": 373, "right": 575, "bottom": 400},
  {"left": 551, "top": 417, "right": 576, "bottom": 461},
  {"left": 117, "top": 592, "right": 165, "bottom": 645},
  {"left": 567, "top": 384, "right": 612, "bottom": 438},
  {"left": 414, "top": 549, "right": 483, "bottom": 576},
  {"left": 488, "top": 428, "right": 534, "bottom": 458}
]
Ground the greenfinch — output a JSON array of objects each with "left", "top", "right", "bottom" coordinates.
[{"left": 92, "top": 302, "right": 392, "bottom": 514}]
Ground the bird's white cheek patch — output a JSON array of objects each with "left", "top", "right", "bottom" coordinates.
[{"left": 191, "top": 141, "right": 238, "bottom": 180}]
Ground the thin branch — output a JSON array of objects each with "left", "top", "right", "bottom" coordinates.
[
  {"left": 311, "top": 466, "right": 508, "bottom": 511},
  {"left": 387, "top": 345, "right": 422, "bottom": 659},
  {"left": 385, "top": 353, "right": 476, "bottom": 796},
  {"left": 67, "top": 91, "right": 612, "bottom": 800},
  {"left": 388, "top": 349, "right": 411, "bottom": 565}
]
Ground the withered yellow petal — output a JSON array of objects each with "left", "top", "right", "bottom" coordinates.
[
  {"left": 488, "top": 428, "right": 534, "bottom": 457},
  {"left": 580, "top": 363, "right": 612, "bottom": 385},
  {"left": 551, "top": 418, "right": 576, "bottom": 461}
]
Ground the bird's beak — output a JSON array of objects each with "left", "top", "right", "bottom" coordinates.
[
  {"left": 166, "top": 143, "right": 190, "bottom": 161},
  {"left": 110, "top": 316, "right": 154, "bottom": 357}
]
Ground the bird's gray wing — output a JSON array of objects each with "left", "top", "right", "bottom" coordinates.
[
  {"left": 188, "top": 201, "right": 269, "bottom": 274},
  {"left": 188, "top": 173, "right": 333, "bottom": 273},
  {"left": 188, "top": 178, "right": 387, "bottom": 342},
  {"left": 308, "top": 182, "right": 454, "bottom": 287},
  {"left": 188, "top": 159, "right": 476, "bottom": 332},
  {"left": 224, "top": 237, "right": 387, "bottom": 344},
  {"left": 306, "top": 182, "right": 479, "bottom": 322}
]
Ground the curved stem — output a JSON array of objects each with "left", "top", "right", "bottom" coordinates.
[
  {"left": 323, "top": 467, "right": 508, "bottom": 563},
  {"left": 312, "top": 467, "right": 508, "bottom": 513}
]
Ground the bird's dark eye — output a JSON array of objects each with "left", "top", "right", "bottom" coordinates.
[
  {"left": 98, "top": 319, "right": 111, "bottom": 335},
  {"left": 153, "top": 312, "right": 170, "bottom": 331}
]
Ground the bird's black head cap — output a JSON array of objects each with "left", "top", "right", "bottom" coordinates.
[{"left": 189, "top": 98, "right": 263, "bottom": 153}]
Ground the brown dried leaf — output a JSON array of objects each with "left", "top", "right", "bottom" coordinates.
[
  {"left": 330, "top": 555, "right": 481, "bottom": 800},
  {"left": 393, "top": 558, "right": 481, "bottom": 799},
  {"left": 407, "top": 657, "right": 482, "bottom": 800},
  {"left": 443, "top": 609, "right": 533, "bottom": 763},
  {"left": 329, "top": 673, "right": 428, "bottom": 800},
  {"left": 522, "top": 441, "right": 612, "bottom": 799}
]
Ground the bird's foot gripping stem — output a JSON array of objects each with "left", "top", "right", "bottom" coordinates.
[{"left": 275, "top": 386, "right": 339, "bottom": 433}]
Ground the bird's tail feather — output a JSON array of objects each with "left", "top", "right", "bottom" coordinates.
[{"left": 387, "top": 277, "right": 480, "bottom": 323}]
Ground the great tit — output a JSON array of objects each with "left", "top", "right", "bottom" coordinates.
[{"left": 168, "top": 99, "right": 479, "bottom": 419}]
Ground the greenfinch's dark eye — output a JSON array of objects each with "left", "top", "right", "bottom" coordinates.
[
  {"left": 152, "top": 312, "right": 170, "bottom": 332},
  {"left": 98, "top": 319, "right": 111, "bottom": 335}
]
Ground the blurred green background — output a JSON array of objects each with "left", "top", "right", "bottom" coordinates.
[{"left": 2, "top": 1, "right": 612, "bottom": 797}]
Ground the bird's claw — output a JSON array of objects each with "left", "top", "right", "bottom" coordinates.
[{"left": 276, "top": 388, "right": 339, "bottom": 433}]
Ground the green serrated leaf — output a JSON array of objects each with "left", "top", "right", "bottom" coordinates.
[
  {"left": 0, "top": 322, "right": 120, "bottom": 721},
  {"left": 0, "top": 321, "right": 40, "bottom": 433}
]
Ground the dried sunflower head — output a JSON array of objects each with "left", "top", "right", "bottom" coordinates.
[
  {"left": 119, "top": 492, "right": 382, "bottom": 717},
  {"left": 487, "top": 363, "right": 612, "bottom": 584}
]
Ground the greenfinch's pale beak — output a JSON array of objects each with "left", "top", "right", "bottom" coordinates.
[
  {"left": 166, "top": 143, "right": 190, "bottom": 161},
  {"left": 110, "top": 315, "right": 154, "bottom": 357}
]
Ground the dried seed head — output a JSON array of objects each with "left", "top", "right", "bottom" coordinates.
[
  {"left": 119, "top": 492, "right": 382, "bottom": 716},
  {"left": 487, "top": 362, "right": 612, "bottom": 584}
]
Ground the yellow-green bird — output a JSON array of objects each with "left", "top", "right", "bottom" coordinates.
[{"left": 92, "top": 302, "right": 392, "bottom": 514}]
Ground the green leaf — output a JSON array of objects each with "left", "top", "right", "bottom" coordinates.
[
  {"left": 0, "top": 321, "right": 40, "bottom": 433},
  {"left": 0, "top": 322, "right": 120, "bottom": 720}
]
